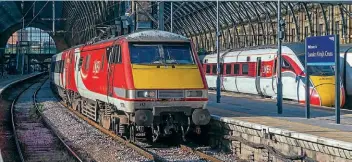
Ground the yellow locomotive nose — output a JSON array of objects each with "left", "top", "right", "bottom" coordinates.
[
  {"left": 310, "top": 76, "right": 345, "bottom": 107},
  {"left": 131, "top": 64, "right": 204, "bottom": 89}
]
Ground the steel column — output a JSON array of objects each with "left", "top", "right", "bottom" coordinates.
[
  {"left": 171, "top": 2, "right": 173, "bottom": 32},
  {"left": 52, "top": 0, "right": 55, "bottom": 36},
  {"left": 216, "top": 0, "right": 221, "bottom": 103},
  {"left": 158, "top": 2, "right": 164, "bottom": 30},
  {"left": 277, "top": 0, "right": 283, "bottom": 114}
]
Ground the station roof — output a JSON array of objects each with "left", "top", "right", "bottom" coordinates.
[{"left": 0, "top": 1, "right": 350, "bottom": 47}]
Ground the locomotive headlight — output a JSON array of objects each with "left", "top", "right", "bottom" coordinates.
[
  {"left": 136, "top": 90, "right": 157, "bottom": 98},
  {"left": 186, "top": 90, "right": 203, "bottom": 97}
]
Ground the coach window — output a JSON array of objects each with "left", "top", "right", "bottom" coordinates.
[
  {"left": 206, "top": 64, "right": 211, "bottom": 74},
  {"left": 212, "top": 64, "right": 217, "bottom": 74},
  {"left": 225, "top": 64, "right": 232, "bottom": 74},
  {"left": 234, "top": 64, "right": 240, "bottom": 74},
  {"left": 220, "top": 64, "right": 224, "bottom": 75},
  {"left": 242, "top": 64, "right": 249, "bottom": 75}
]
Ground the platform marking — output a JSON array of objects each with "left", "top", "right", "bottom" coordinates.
[{"left": 0, "top": 149, "right": 3, "bottom": 162}]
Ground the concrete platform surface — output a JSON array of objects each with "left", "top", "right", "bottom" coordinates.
[
  {"left": 207, "top": 91, "right": 352, "bottom": 145},
  {"left": 0, "top": 73, "right": 42, "bottom": 92}
]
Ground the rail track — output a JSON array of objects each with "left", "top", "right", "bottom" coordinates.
[
  {"left": 56, "top": 94, "right": 223, "bottom": 162},
  {"left": 11, "top": 76, "right": 82, "bottom": 162}
]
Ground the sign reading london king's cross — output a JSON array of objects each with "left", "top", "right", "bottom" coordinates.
[{"left": 306, "top": 35, "right": 336, "bottom": 66}]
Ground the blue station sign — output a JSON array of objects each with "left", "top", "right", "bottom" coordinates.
[{"left": 305, "top": 35, "right": 336, "bottom": 66}]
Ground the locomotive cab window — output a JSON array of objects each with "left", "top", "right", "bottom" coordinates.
[
  {"left": 129, "top": 42, "right": 194, "bottom": 65},
  {"left": 107, "top": 46, "right": 122, "bottom": 64},
  {"left": 282, "top": 59, "right": 293, "bottom": 71}
]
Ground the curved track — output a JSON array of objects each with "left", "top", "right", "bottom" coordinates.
[{"left": 11, "top": 76, "right": 82, "bottom": 162}]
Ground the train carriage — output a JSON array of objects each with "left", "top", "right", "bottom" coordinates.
[
  {"left": 201, "top": 43, "right": 346, "bottom": 107},
  {"left": 50, "top": 30, "right": 211, "bottom": 142}
]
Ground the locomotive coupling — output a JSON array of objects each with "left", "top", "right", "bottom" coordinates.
[
  {"left": 134, "top": 110, "right": 153, "bottom": 126},
  {"left": 192, "top": 109, "right": 211, "bottom": 125}
]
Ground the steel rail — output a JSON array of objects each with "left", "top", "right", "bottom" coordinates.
[
  {"left": 180, "top": 144, "right": 223, "bottom": 162},
  {"left": 33, "top": 78, "right": 83, "bottom": 162},
  {"left": 58, "top": 101, "right": 160, "bottom": 162}
]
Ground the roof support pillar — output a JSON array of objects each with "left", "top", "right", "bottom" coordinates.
[{"left": 158, "top": 1, "right": 164, "bottom": 30}]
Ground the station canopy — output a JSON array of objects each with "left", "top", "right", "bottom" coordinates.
[{"left": 0, "top": 1, "right": 351, "bottom": 47}]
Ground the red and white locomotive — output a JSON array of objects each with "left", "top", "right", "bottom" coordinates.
[{"left": 50, "top": 30, "right": 211, "bottom": 142}]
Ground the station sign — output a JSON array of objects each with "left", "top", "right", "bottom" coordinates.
[
  {"left": 305, "top": 35, "right": 336, "bottom": 66},
  {"left": 304, "top": 34, "right": 341, "bottom": 124}
]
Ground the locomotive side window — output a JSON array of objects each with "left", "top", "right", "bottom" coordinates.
[
  {"left": 101, "top": 54, "right": 105, "bottom": 71},
  {"left": 225, "top": 64, "right": 232, "bottom": 74},
  {"left": 242, "top": 64, "right": 249, "bottom": 75},
  {"left": 234, "top": 64, "right": 240, "bottom": 74},
  {"left": 85, "top": 55, "right": 91, "bottom": 71},
  {"left": 206, "top": 64, "right": 211, "bottom": 74}
]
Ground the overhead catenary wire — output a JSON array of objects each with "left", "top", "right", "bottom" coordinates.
[
  {"left": 18, "top": 1, "right": 37, "bottom": 23},
  {"left": 25, "top": 0, "right": 50, "bottom": 28}
]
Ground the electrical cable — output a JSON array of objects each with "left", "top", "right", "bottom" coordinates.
[{"left": 25, "top": 0, "right": 50, "bottom": 28}]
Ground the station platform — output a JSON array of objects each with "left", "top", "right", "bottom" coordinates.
[
  {"left": 0, "top": 73, "right": 42, "bottom": 93},
  {"left": 207, "top": 91, "right": 352, "bottom": 161},
  {"left": 207, "top": 91, "right": 352, "bottom": 141}
]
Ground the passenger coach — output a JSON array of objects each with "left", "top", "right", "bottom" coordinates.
[{"left": 200, "top": 43, "right": 346, "bottom": 107}]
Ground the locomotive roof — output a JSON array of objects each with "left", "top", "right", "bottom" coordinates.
[{"left": 125, "top": 30, "right": 190, "bottom": 42}]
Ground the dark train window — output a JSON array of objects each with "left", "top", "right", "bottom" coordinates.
[
  {"left": 212, "top": 64, "right": 217, "bottom": 74},
  {"left": 78, "top": 57, "right": 83, "bottom": 71},
  {"left": 101, "top": 54, "right": 105, "bottom": 71},
  {"left": 282, "top": 59, "right": 292, "bottom": 70},
  {"left": 225, "top": 64, "right": 232, "bottom": 74},
  {"left": 60, "top": 60, "right": 64, "bottom": 73},
  {"left": 51, "top": 62, "right": 55, "bottom": 72},
  {"left": 234, "top": 64, "right": 240, "bottom": 74},
  {"left": 242, "top": 64, "right": 249, "bottom": 75},
  {"left": 220, "top": 64, "right": 223, "bottom": 75},
  {"left": 108, "top": 46, "right": 122, "bottom": 64},
  {"left": 206, "top": 65, "right": 211, "bottom": 74},
  {"left": 85, "top": 55, "right": 91, "bottom": 71},
  {"left": 114, "top": 46, "right": 122, "bottom": 63}
]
